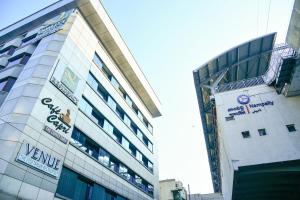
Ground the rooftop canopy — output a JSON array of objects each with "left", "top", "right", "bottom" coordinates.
[
  {"left": 193, "top": 33, "right": 276, "bottom": 192},
  {"left": 194, "top": 33, "right": 276, "bottom": 87}
]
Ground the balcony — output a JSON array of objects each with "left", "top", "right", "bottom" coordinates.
[
  {"left": 0, "top": 55, "right": 10, "bottom": 68},
  {"left": 0, "top": 91, "right": 8, "bottom": 107},
  {"left": 11, "top": 44, "right": 36, "bottom": 59},
  {"left": 0, "top": 37, "right": 22, "bottom": 52}
]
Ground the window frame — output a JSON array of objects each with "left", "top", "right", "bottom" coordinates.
[
  {"left": 241, "top": 131, "right": 250, "bottom": 138},
  {"left": 286, "top": 124, "right": 296, "bottom": 132},
  {"left": 258, "top": 128, "right": 267, "bottom": 136}
]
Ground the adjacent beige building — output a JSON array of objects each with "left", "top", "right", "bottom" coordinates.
[{"left": 159, "top": 179, "right": 188, "bottom": 200}]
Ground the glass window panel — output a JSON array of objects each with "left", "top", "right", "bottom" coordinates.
[
  {"left": 137, "top": 130, "right": 143, "bottom": 141},
  {"left": 102, "top": 65, "right": 112, "bottom": 80},
  {"left": 93, "top": 53, "right": 104, "bottom": 69},
  {"left": 112, "top": 129, "right": 122, "bottom": 144},
  {"left": 110, "top": 77, "right": 119, "bottom": 90},
  {"left": 103, "top": 120, "right": 114, "bottom": 136},
  {"left": 20, "top": 55, "right": 30, "bottom": 65},
  {"left": 91, "top": 110, "right": 103, "bottom": 126},
  {"left": 98, "top": 148, "right": 110, "bottom": 167},
  {"left": 79, "top": 98, "right": 88, "bottom": 112},
  {"left": 121, "top": 137, "right": 130, "bottom": 152},
  {"left": 73, "top": 178, "right": 88, "bottom": 200},
  {"left": 125, "top": 95, "right": 133, "bottom": 107},
  {"left": 7, "top": 47, "right": 16, "bottom": 56},
  {"left": 137, "top": 111, "right": 143, "bottom": 121},
  {"left": 129, "top": 145, "right": 136, "bottom": 157},
  {"left": 119, "top": 164, "right": 130, "bottom": 180},
  {"left": 148, "top": 141, "right": 153, "bottom": 152},
  {"left": 109, "top": 158, "right": 118, "bottom": 172},
  {"left": 86, "top": 138, "right": 99, "bottom": 159},
  {"left": 87, "top": 73, "right": 98, "bottom": 91},
  {"left": 0, "top": 80, "right": 8, "bottom": 91},
  {"left": 107, "top": 96, "right": 117, "bottom": 111},
  {"left": 130, "top": 123, "right": 138, "bottom": 134},
  {"left": 123, "top": 115, "right": 131, "bottom": 127},
  {"left": 97, "top": 85, "right": 108, "bottom": 101},
  {"left": 148, "top": 123, "right": 153, "bottom": 133},
  {"left": 135, "top": 175, "right": 142, "bottom": 185},
  {"left": 7, "top": 57, "right": 22, "bottom": 67},
  {"left": 91, "top": 184, "right": 105, "bottom": 200},
  {"left": 136, "top": 150, "right": 143, "bottom": 162},
  {"left": 56, "top": 167, "right": 77, "bottom": 199},
  {"left": 116, "top": 106, "right": 124, "bottom": 119},
  {"left": 148, "top": 161, "right": 153, "bottom": 172},
  {"left": 85, "top": 103, "right": 93, "bottom": 116}
]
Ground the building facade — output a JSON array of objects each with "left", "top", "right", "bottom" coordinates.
[
  {"left": 193, "top": 1, "right": 300, "bottom": 198},
  {"left": 189, "top": 193, "right": 223, "bottom": 200},
  {"left": 0, "top": 0, "right": 161, "bottom": 200},
  {"left": 159, "top": 179, "right": 188, "bottom": 200}
]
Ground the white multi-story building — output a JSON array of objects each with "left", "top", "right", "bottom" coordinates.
[
  {"left": 0, "top": 0, "right": 161, "bottom": 199},
  {"left": 193, "top": 1, "right": 300, "bottom": 199}
]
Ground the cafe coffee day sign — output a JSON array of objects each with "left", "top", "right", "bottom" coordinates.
[
  {"left": 16, "top": 142, "right": 62, "bottom": 178},
  {"left": 227, "top": 94, "right": 274, "bottom": 117}
]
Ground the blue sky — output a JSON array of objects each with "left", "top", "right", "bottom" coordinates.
[{"left": 0, "top": 0, "right": 295, "bottom": 194}]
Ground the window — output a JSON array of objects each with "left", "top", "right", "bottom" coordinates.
[
  {"left": 21, "top": 33, "right": 37, "bottom": 47},
  {"left": 110, "top": 76, "right": 120, "bottom": 90},
  {"left": 56, "top": 167, "right": 130, "bottom": 200},
  {"left": 93, "top": 53, "right": 104, "bottom": 69},
  {"left": 132, "top": 103, "right": 139, "bottom": 115},
  {"left": 125, "top": 95, "right": 133, "bottom": 107},
  {"left": 112, "top": 129, "right": 122, "bottom": 144},
  {"left": 137, "top": 129, "right": 143, "bottom": 141},
  {"left": 0, "top": 77, "right": 16, "bottom": 92},
  {"left": 130, "top": 122, "right": 138, "bottom": 134},
  {"left": 225, "top": 116, "right": 234, "bottom": 121},
  {"left": 99, "top": 148, "right": 110, "bottom": 167},
  {"left": 103, "top": 120, "right": 114, "bottom": 136},
  {"left": 102, "top": 65, "right": 112, "bottom": 80},
  {"left": 7, "top": 47, "right": 16, "bottom": 56},
  {"left": 258, "top": 129, "right": 267, "bottom": 136},
  {"left": 116, "top": 106, "right": 124, "bottom": 119},
  {"left": 241, "top": 131, "right": 250, "bottom": 138},
  {"left": 148, "top": 161, "right": 153, "bottom": 172},
  {"left": 121, "top": 137, "right": 130, "bottom": 152},
  {"left": 78, "top": 98, "right": 154, "bottom": 170},
  {"left": 0, "top": 46, "right": 16, "bottom": 56},
  {"left": 7, "top": 54, "right": 30, "bottom": 67},
  {"left": 90, "top": 52, "right": 154, "bottom": 135},
  {"left": 147, "top": 141, "right": 153, "bottom": 152},
  {"left": 136, "top": 150, "right": 143, "bottom": 162},
  {"left": 119, "top": 164, "right": 130, "bottom": 180},
  {"left": 286, "top": 124, "right": 296, "bottom": 132},
  {"left": 87, "top": 73, "right": 108, "bottom": 101},
  {"left": 107, "top": 96, "right": 117, "bottom": 111},
  {"left": 69, "top": 128, "right": 154, "bottom": 196}
]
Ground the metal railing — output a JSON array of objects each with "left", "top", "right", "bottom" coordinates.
[{"left": 216, "top": 76, "right": 265, "bottom": 93}]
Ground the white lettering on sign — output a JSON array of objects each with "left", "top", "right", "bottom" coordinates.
[{"left": 16, "top": 142, "right": 62, "bottom": 178}]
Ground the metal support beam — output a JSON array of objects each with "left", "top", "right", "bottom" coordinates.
[{"left": 202, "top": 68, "right": 229, "bottom": 94}]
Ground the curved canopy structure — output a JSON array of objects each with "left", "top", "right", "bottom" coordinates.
[{"left": 193, "top": 33, "right": 276, "bottom": 192}]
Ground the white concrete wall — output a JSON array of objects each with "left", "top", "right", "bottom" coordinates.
[
  {"left": 215, "top": 84, "right": 300, "bottom": 200},
  {"left": 160, "top": 180, "right": 175, "bottom": 200}
]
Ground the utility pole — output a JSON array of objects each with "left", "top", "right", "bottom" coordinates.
[{"left": 188, "top": 184, "right": 191, "bottom": 200}]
